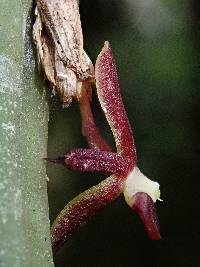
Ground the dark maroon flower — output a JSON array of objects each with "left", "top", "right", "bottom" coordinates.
[{"left": 49, "top": 42, "right": 162, "bottom": 254}]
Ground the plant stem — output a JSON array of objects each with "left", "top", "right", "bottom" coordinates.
[{"left": 0, "top": 1, "right": 54, "bottom": 266}]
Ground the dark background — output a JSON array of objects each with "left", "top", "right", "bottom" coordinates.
[{"left": 47, "top": 1, "right": 200, "bottom": 266}]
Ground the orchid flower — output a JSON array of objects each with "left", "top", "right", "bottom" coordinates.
[{"left": 48, "top": 42, "right": 161, "bottom": 255}]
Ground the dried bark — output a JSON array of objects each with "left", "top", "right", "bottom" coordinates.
[{"left": 33, "top": 0, "right": 94, "bottom": 106}]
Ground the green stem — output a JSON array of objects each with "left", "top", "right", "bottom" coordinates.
[{"left": 0, "top": 1, "right": 54, "bottom": 266}]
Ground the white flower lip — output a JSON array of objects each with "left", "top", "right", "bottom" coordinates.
[{"left": 123, "top": 166, "right": 161, "bottom": 206}]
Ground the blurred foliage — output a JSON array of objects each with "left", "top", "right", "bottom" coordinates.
[{"left": 47, "top": 0, "right": 200, "bottom": 266}]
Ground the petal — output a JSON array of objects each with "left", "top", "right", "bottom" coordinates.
[
  {"left": 66, "top": 148, "right": 131, "bottom": 174},
  {"left": 95, "top": 41, "right": 136, "bottom": 162},
  {"left": 51, "top": 175, "right": 124, "bottom": 254}
]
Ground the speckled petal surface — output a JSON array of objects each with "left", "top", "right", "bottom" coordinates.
[
  {"left": 95, "top": 42, "right": 136, "bottom": 162},
  {"left": 66, "top": 148, "right": 131, "bottom": 174},
  {"left": 51, "top": 175, "right": 124, "bottom": 254}
]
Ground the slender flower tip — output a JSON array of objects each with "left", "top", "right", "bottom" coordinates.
[
  {"left": 95, "top": 41, "right": 111, "bottom": 69},
  {"left": 103, "top": 40, "right": 110, "bottom": 49},
  {"left": 43, "top": 156, "right": 66, "bottom": 165}
]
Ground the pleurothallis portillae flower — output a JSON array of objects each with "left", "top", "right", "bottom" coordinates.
[{"left": 47, "top": 42, "right": 162, "bottom": 254}]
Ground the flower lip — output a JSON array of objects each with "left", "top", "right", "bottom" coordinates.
[
  {"left": 123, "top": 166, "right": 161, "bottom": 206},
  {"left": 130, "top": 192, "right": 161, "bottom": 240}
]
